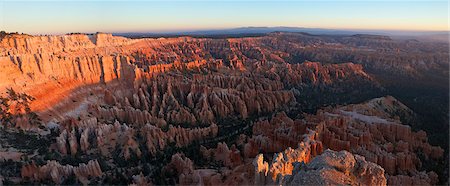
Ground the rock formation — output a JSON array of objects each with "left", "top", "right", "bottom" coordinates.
[
  {"left": 54, "top": 118, "right": 142, "bottom": 159},
  {"left": 21, "top": 160, "right": 103, "bottom": 185},
  {"left": 168, "top": 96, "right": 443, "bottom": 185},
  {"left": 251, "top": 123, "right": 324, "bottom": 184},
  {"left": 283, "top": 149, "right": 386, "bottom": 186},
  {"left": 52, "top": 115, "right": 219, "bottom": 158},
  {"left": 0, "top": 32, "right": 445, "bottom": 185},
  {"left": 142, "top": 123, "right": 218, "bottom": 155},
  {"left": 247, "top": 96, "right": 443, "bottom": 185},
  {"left": 0, "top": 32, "right": 378, "bottom": 126}
]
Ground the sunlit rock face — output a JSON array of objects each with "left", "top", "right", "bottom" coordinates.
[
  {"left": 0, "top": 32, "right": 378, "bottom": 123},
  {"left": 283, "top": 149, "right": 387, "bottom": 186},
  {"left": 0, "top": 32, "right": 444, "bottom": 185},
  {"left": 0, "top": 33, "right": 203, "bottom": 122}
]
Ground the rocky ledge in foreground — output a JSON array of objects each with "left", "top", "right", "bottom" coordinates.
[{"left": 277, "top": 149, "right": 386, "bottom": 185}]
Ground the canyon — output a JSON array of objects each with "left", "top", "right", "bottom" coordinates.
[{"left": 0, "top": 32, "right": 447, "bottom": 185}]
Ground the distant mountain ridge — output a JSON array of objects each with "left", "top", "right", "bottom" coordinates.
[{"left": 114, "top": 26, "right": 448, "bottom": 42}]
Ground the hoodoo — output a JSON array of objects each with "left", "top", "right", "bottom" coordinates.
[{"left": 0, "top": 31, "right": 447, "bottom": 185}]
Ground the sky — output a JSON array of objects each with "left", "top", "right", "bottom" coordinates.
[{"left": 0, "top": 0, "right": 448, "bottom": 35}]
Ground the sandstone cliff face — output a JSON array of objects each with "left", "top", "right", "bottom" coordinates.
[
  {"left": 0, "top": 33, "right": 202, "bottom": 121},
  {"left": 0, "top": 33, "right": 135, "bottom": 91}
]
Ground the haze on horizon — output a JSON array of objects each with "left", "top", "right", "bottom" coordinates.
[{"left": 0, "top": 0, "right": 448, "bottom": 35}]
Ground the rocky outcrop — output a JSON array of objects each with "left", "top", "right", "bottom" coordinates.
[
  {"left": 252, "top": 125, "right": 323, "bottom": 184},
  {"left": 283, "top": 149, "right": 386, "bottom": 186},
  {"left": 21, "top": 160, "right": 103, "bottom": 185},
  {"left": 253, "top": 154, "right": 269, "bottom": 185},
  {"left": 316, "top": 100, "right": 444, "bottom": 183}
]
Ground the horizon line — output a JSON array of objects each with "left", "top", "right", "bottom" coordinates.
[{"left": 3, "top": 26, "right": 449, "bottom": 36}]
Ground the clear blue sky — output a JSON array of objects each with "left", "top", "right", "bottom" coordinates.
[{"left": 0, "top": 0, "right": 448, "bottom": 35}]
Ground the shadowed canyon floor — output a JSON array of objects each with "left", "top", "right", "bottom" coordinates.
[{"left": 0, "top": 32, "right": 448, "bottom": 185}]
